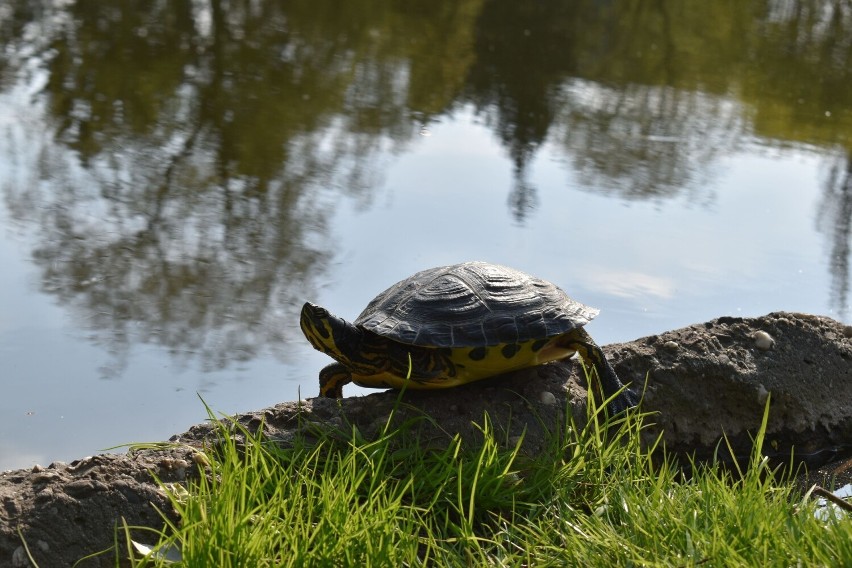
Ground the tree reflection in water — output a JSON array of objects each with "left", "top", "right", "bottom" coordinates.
[{"left": 0, "top": 0, "right": 849, "bottom": 377}]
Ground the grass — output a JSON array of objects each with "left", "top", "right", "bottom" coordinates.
[{"left": 119, "top": 387, "right": 852, "bottom": 567}]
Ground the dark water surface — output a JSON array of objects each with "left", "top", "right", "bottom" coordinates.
[{"left": 1, "top": 1, "right": 850, "bottom": 470}]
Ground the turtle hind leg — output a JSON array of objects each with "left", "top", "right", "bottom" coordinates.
[
  {"left": 567, "top": 328, "right": 637, "bottom": 414},
  {"left": 319, "top": 362, "right": 352, "bottom": 398}
]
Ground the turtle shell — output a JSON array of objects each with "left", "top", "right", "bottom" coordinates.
[{"left": 354, "top": 261, "right": 598, "bottom": 348}]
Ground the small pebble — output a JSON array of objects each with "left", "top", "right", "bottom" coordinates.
[
  {"left": 163, "top": 458, "right": 189, "bottom": 481},
  {"left": 753, "top": 330, "right": 775, "bottom": 350},
  {"left": 662, "top": 340, "right": 679, "bottom": 351},
  {"left": 756, "top": 384, "right": 769, "bottom": 405},
  {"left": 539, "top": 391, "right": 557, "bottom": 406},
  {"left": 11, "top": 546, "right": 27, "bottom": 567},
  {"left": 191, "top": 452, "right": 210, "bottom": 468},
  {"left": 843, "top": 325, "right": 852, "bottom": 339}
]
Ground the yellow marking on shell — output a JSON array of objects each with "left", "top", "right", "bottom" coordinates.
[{"left": 349, "top": 333, "right": 579, "bottom": 390}]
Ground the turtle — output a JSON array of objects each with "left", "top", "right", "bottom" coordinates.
[{"left": 300, "top": 261, "right": 637, "bottom": 413}]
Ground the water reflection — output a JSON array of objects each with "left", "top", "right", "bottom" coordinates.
[
  {"left": 817, "top": 152, "right": 851, "bottom": 322},
  {"left": 0, "top": 0, "right": 850, "bottom": 377},
  {"left": 551, "top": 83, "right": 739, "bottom": 203}
]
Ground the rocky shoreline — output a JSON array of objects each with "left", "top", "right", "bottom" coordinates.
[{"left": 2, "top": 312, "right": 851, "bottom": 567}]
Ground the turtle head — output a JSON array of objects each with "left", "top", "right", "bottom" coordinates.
[{"left": 300, "top": 302, "right": 363, "bottom": 367}]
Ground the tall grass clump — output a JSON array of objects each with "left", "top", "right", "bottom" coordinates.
[
  {"left": 502, "top": 394, "right": 852, "bottom": 567},
  {"left": 123, "top": 385, "right": 852, "bottom": 567}
]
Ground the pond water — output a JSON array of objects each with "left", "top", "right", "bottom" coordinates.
[{"left": 1, "top": 1, "right": 850, "bottom": 471}]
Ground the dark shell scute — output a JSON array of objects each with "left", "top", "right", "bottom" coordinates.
[
  {"left": 355, "top": 261, "right": 599, "bottom": 348},
  {"left": 501, "top": 344, "right": 521, "bottom": 358},
  {"left": 468, "top": 346, "right": 487, "bottom": 361}
]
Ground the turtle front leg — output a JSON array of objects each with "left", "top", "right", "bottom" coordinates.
[{"left": 319, "top": 362, "right": 352, "bottom": 398}]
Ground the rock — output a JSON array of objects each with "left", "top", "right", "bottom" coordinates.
[
  {"left": 752, "top": 330, "right": 775, "bottom": 350},
  {"left": 607, "top": 312, "right": 852, "bottom": 464},
  {"left": 539, "top": 390, "right": 558, "bottom": 406},
  {"left": 175, "top": 361, "right": 590, "bottom": 459},
  {"left": 0, "top": 311, "right": 850, "bottom": 566},
  {"left": 0, "top": 451, "right": 198, "bottom": 567}
]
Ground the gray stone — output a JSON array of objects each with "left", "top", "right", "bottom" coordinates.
[{"left": 607, "top": 312, "right": 852, "bottom": 463}]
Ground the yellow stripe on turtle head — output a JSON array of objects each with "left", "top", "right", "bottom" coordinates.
[
  {"left": 300, "top": 301, "right": 374, "bottom": 373},
  {"left": 299, "top": 302, "right": 340, "bottom": 356}
]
